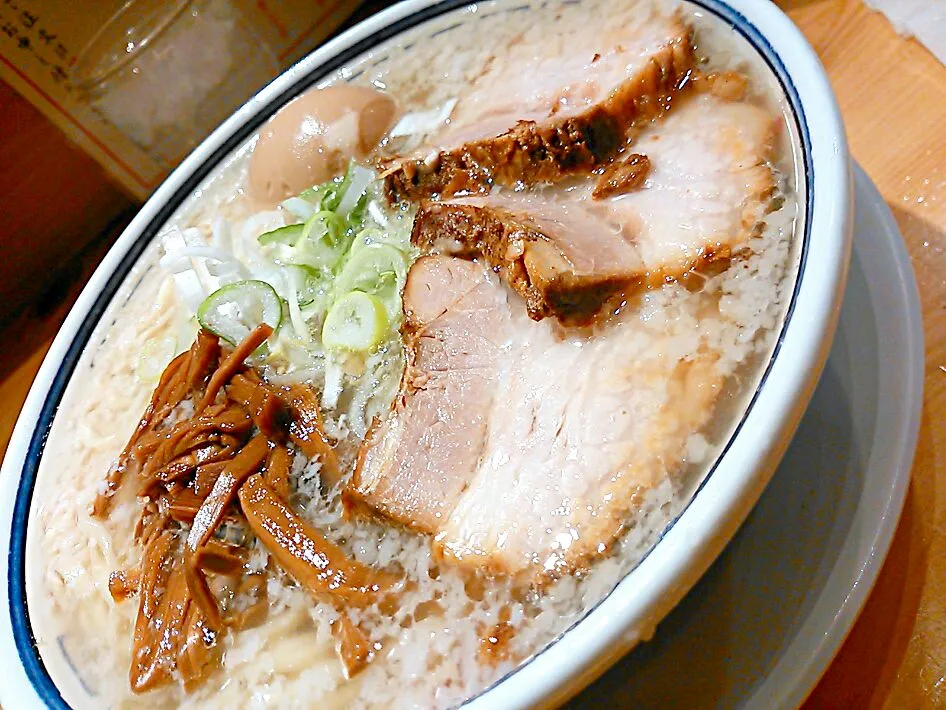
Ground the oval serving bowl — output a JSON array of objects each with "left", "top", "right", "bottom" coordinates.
[{"left": 0, "top": 1, "right": 851, "bottom": 708}]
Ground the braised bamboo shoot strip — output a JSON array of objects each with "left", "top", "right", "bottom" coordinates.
[
  {"left": 186, "top": 433, "right": 270, "bottom": 551},
  {"left": 333, "top": 613, "right": 372, "bottom": 678},
  {"left": 227, "top": 371, "right": 290, "bottom": 440},
  {"left": 102, "top": 325, "right": 348, "bottom": 692},
  {"left": 138, "top": 405, "right": 252, "bottom": 486},
  {"left": 145, "top": 453, "right": 198, "bottom": 489},
  {"left": 198, "top": 323, "right": 273, "bottom": 411},
  {"left": 93, "top": 331, "right": 219, "bottom": 516},
  {"left": 135, "top": 506, "right": 171, "bottom": 548},
  {"left": 130, "top": 351, "right": 189, "bottom": 444},
  {"left": 183, "top": 540, "right": 246, "bottom": 626},
  {"left": 238, "top": 474, "right": 397, "bottom": 608},
  {"left": 139, "top": 421, "right": 249, "bottom": 476},
  {"left": 283, "top": 383, "right": 340, "bottom": 484},
  {"left": 131, "top": 560, "right": 220, "bottom": 693},
  {"left": 131, "top": 531, "right": 176, "bottom": 691},
  {"left": 176, "top": 601, "right": 223, "bottom": 693},
  {"left": 196, "top": 539, "right": 246, "bottom": 575},
  {"left": 228, "top": 374, "right": 340, "bottom": 481},
  {"left": 193, "top": 460, "right": 230, "bottom": 497},
  {"left": 184, "top": 551, "right": 223, "bottom": 628},
  {"left": 108, "top": 568, "right": 140, "bottom": 602},
  {"left": 264, "top": 444, "right": 293, "bottom": 502},
  {"left": 225, "top": 574, "right": 269, "bottom": 631},
  {"left": 167, "top": 487, "right": 205, "bottom": 524},
  {"left": 180, "top": 329, "right": 223, "bottom": 398},
  {"left": 130, "top": 531, "right": 221, "bottom": 694}
]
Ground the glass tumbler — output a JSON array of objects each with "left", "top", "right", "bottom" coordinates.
[{"left": 71, "top": 0, "right": 281, "bottom": 172}]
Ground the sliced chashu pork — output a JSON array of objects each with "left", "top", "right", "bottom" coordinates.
[
  {"left": 384, "top": 4, "right": 694, "bottom": 201},
  {"left": 347, "top": 256, "right": 507, "bottom": 532},
  {"left": 412, "top": 194, "right": 646, "bottom": 324},
  {"left": 411, "top": 91, "right": 780, "bottom": 324},
  {"left": 346, "top": 255, "right": 722, "bottom": 580},
  {"left": 604, "top": 91, "right": 780, "bottom": 279}
]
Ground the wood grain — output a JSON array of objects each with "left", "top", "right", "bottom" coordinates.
[
  {"left": 0, "top": 0, "right": 944, "bottom": 707},
  {"left": 780, "top": 1, "right": 946, "bottom": 707}
]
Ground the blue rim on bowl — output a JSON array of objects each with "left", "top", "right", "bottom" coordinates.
[{"left": 1, "top": 1, "right": 850, "bottom": 708}]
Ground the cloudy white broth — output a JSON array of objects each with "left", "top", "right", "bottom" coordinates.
[{"left": 26, "top": 1, "right": 803, "bottom": 707}]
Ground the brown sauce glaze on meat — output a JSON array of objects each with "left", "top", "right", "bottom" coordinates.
[
  {"left": 409, "top": 85, "right": 778, "bottom": 325},
  {"left": 592, "top": 153, "right": 651, "bottom": 199},
  {"left": 383, "top": 13, "right": 695, "bottom": 201},
  {"left": 412, "top": 196, "right": 646, "bottom": 324}
]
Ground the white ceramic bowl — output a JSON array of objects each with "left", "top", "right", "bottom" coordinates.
[{"left": 0, "top": 1, "right": 851, "bottom": 707}]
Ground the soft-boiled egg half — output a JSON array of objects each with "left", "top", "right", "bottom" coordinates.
[{"left": 250, "top": 85, "right": 397, "bottom": 203}]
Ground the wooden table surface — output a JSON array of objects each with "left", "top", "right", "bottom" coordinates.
[
  {"left": 785, "top": 2, "right": 946, "bottom": 707},
  {"left": 1, "top": 0, "right": 944, "bottom": 707}
]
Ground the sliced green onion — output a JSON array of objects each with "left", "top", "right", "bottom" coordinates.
[
  {"left": 322, "top": 164, "right": 355, "bottom": 212},
  {"left": 337, "top": 164, "right": 374, "bottom": 217},
  {"left": 372, "top": 272, "right": 404, "bottom": 321},
  {"left": 275, "top": 210, "right": 349, "bottom": 270},
  {"left": 282, "top": 235, "right": 336, "bottom": 270},
  {"left": 302, "top": 210, "right": 347, "bottom": 246},
  {"left": 334, "top": 243, "right": 407, "bottom": 296},
  {"left": 286, "top": 264, "right": 323, "bottom": 307},
  {"left": 321, "top": 291, "right": 388, "bottom": 351},
  {"left": 348, "top": 192, "right": 369, "bottom": 224},
  {"left": 298, "top": 182, "right": 331, "bottom": 204},
  {"left": 197, "top": 280, "right": 282, "bottom": 345},
  {"left": 136, "top": 335, "right": 177, "bottom": 384},
  {"left": 318, "top": 182, "right": 343, "bottom": 212},
  {"left": 258, "top": 223, "right": 304, "bottom": 246},
  {"left": 348, "top": 227, "right": 389, "bottom": 255},
  {"left": 284, "top": 272, "right": 311, "bottom": 343}
]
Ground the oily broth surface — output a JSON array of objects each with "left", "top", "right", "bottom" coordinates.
[{"left": 25, "top": 2, "right": 802, "bottom": 708}]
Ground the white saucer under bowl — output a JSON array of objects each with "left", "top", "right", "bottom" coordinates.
[{"left": 568, "top": 162, "right": 924, "bottom": 709}]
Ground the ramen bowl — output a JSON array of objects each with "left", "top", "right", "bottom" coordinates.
[{"left": 0, "top": 1, "right": 850, "bottom": 708}]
